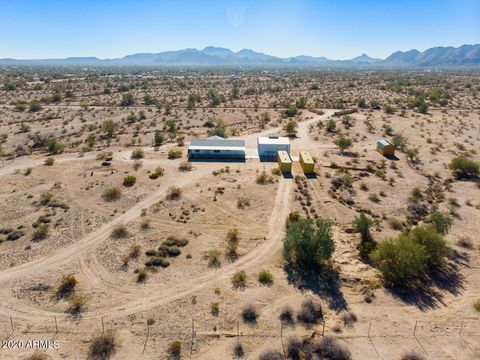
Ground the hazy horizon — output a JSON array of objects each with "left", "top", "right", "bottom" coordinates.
[{"left": 1, "top": 0, "right": 479, "bottom": 60}]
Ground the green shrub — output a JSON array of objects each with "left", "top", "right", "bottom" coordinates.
[
  {"left": 136, "top": 268, "right": 148, "bottom": 283},
  {"left": 166, "top": 186, "right": 182, "bottom": 200},
  {"left": 428, "top": 211, "right": 453, "bottom": 234},
  {"left": 123, "top": 175, "right": 137, "bottom": 187},
  {"left": 370, "top": 235, "right": 429, "bottom": 286},
  {"left": 283, "top": 217, "right": 335, "bottom": 269},
  {"left": 210, "top": 302, "right": 220, "bottom": 316},
  {"left": 206, "top": 249, "right": 221, "bottom": 267},
  {"left": 102, "top": 188, "right": 121, "bottom": 202},
  {"left": 67, "top": 293, "right": 88, "bottom": 315},
  {"left": 408, "top": 226, "right": 450, "bottom": 269},
  {"left": 473, "top": 299, "right": 480, "bottom": 312},
  {"left": 353, "top": 213, "right": 375, "bottom": 242},
  {"left": 32, "top": 224, "right": 49, "bottom": 241},
  {"left": 231, "top": 270, "right": 247, "bottom": 289},
  {"left": 448, "top": 156, "right": 480, "bottom": 179},
  {"left": 111, "top": 225, "right": 128, "bottom": 239},
  {"left": 258, "top": 269, "right": 274, "bottom": 286},
  {"left": 44, "top": 157, "right": 55, "bottom": 166},
  {"left": 29, "top": 100, "right": 42, "bottom": 112}
]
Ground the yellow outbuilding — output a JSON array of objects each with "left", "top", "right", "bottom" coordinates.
[
  {"left": 376, "top": 139, "right": 395, "bottom": 156},
  {"left": 277, "top": 151, "right": 292, "bottom": 173},
  {"left": 299, "top": 151, "right": 315, "bottom": 174}
]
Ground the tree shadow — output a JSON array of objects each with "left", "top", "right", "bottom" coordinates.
[
  {"left": 284, "top": 264, "right": 348, "bottom": 312},
  {"left": 387, "top": 259, "right": 466, "bottom": 311}
]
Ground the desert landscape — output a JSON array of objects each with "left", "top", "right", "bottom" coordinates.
[{"left": 0, "top": 66, "right": 478, "bottom": 360}]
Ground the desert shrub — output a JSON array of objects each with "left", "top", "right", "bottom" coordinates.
[
  {"left": 226, "top": 242, "right": 238, "bottom": 260},
  {"left": 227, "top": 228, "right": 239, "bottom": 244},
  {"left": 131, "top": 148, "right": 144, "bottom": 159},
  {"left": 256, "top": 172, "right": 274, "bottom": 184},
  {"left": 25, "top": 351, "right": 49, "bottom": 360},
  {"left": 145, "top": 257, "right": 170, "bottom": 268},
  {"left": 29, "top": 100, "right": 42, "bottom": 112},
  {"left": 297, "top": 299, "right": 323, "bottom": 327},
  {"left": 123, "top": 175, "right": 136, "bottom": 187},
  {"left": 102, "top": 188, "right": 121, "bottom": 202},
  {"left": 457, "top": 236, "right": 473, "bottom": 248},
  {"left": 279, "top": 305, "right": 295, "bottom": 325},
  {"left": 111, "top": 225, "right": 128, "bottom": 239},
  {"left": 47, "top": 139, "right": 64, "bottom": 155},
  {"left": 408, "top": 226, "right": 449, "bottom": 269},
  {"left": 448, "top": 156, "right": 479, "bottom": 179},
  {"left": 232, "top": 270, "right": 247, "bottom": 289},
  {"left": 259, "top": 349, "right": 283, "bottom": 360},
  {"left": 428, "top": 211, "right": 453, "bottom": 234},
  {"left": 473, "top": 299, "right": 480, "bottom": 312},
  {"left": 178, "top": 161, "right": 192, "bottom": 171},
  {"left": 163, "top": 236, "right": 189, "bottom": 247},
  {"left": 210, "top": 302, "right": 220, "bottom": 316},
  {"left": 166, "top": 186, "right": 182, "bottom": 200},
  {"left": 56, "top": 274, "right": 78, "bottom": 298},
  {"left": 149, "top": 166, "right": 165, "bottom": 179},
  {"left": 136, "top": 268, "right": 148, "bottom": 283},
  {"left": 129, "top": 244, "right": 141, "bottom": 258},
  {"left": 67, "top": 293, "right": 88, "bottom": 316},
  {"left": 353, "top": 212, "right": 375, "bottom": 242},
  {"left": 283, "top": 217, "right": 334, "bottom": 269},
  {"left": 258, "top": 269, "right": 274, "bottom": 286},
  {"left": 168, "top": 149, "right": 182, "bottom": 159},
  {"left": 88, "top": 331, "right": 116, "bottom": 360},
  {"left": 32, "top": 224, "right": 49, "bottom": 241},
  {"left": 370, "top": 235, "right": 429, "bottom": 286},
  {"left": 401, "top": 351, "right": 426, "bottom": 360},
  {"left": 334, "top": 135, "right": 353, "bottom": 153},
  {"left": 167, "top": 340, "right": 181, "bottom": 359},
  {"left": 237, "top": 196, "right": 251, "bottom": 209},
  {"left": 341, "top": 311, "right": 358, "bottom": 327},
  {"left": 286, "top": 211, "right": 301, "bottom": 228},
  {"left": 120, "top": 92, "right": 135, "bottom": 106},
  {"left": 206, "top": 249, "right": 221, "bottom": 267},
  {"left": 44, "top": 157, "right": 55, "bottom": 166},
  {"left": 233, "top": 342, "right": 244, "bottom": 358},
  {"left": 242, "top": 303, "right": 258, "bottom": 324},
  {"left": 314, "top": 336, "right": 351, "bottom": 360},
  {"left": 140, "top": 218, "right": 150, "bottom": 230}
]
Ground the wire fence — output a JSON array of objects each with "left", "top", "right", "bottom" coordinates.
[{"left": 1, "top": 314, "right": 478, "bottom": 359}]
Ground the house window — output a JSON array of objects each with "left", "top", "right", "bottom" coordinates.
[
  {"left": 214, "top": 150, "right": 220, "bottom": 153},
  {"left": 195, "top": 150, "right": 200, "bottom": 152}
]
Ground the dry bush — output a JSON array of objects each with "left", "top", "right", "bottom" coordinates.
[
  {"left": 210, "top": 302, "right": 220, "bottom": 316},
  {"left": 236, "top": 196, "right": 251, "bottom": 209},
  {"left": 242, "top": 303, "right": 258, "bottom": 324},
  {"left": 67, "top": 293, "right": 88, "bottom": 316},
  {"left": 231, "top": 270, "right": 247, "bottom": 289},
  {"left": 32, "top": 224, "right": 49, "bottom": 241},
  {"left": 257, "top": 269, "right": 274, "bottom": 286},
  {"left": 166, "top": 340, "right": 181, "bottom": 359},
  {"left": 56, "top": 274, "right": 78, "bottom": 298},
  {"left": 24, "top": 351, "right": 48, "bottom": 360},
  {"left": 131, "top": 148, "right": 145, "bottom": 159},
  {"left": 166, "top": 186, "right": 182, "bottom": 200},
  {"left": 314, "top": 336, "right": 351, "bottom": 360},
  {"left": 233, "top": 342, "right": 244, "bottom": 358},
  {"left": 297, "top": 299, "right": 323, "bottom": 327},
  {"left": 206, "top": 249, "right": 221, "bottom": 267},
  {"left": 258, "top": 349, "right": 283, "bottom": 360},
  {"left": 341, "top": 311, "right": 358, "bottom": 327},
  {"left": 178, "top": 161, "right": 192, "bottom": 171},
  {"left": 136, "top": 268, "right": 148, "bottom": 283},
  {"left": 473, "top": 299, "right": 480, "bottom": 312},
  {"left": 401, "top": 351, "right": 426, "bottom": 360},
  {"left": 111, "top": 225, "right": 128, "bottom": 239},
  {"left": 102, "top": 188, "right": 121, "bottom": 202},
  {"left": 88, "top": 330, "right": 116, "bottom": 360},
  {"left": 168, "top": 149, "right": 182, "bottom": 159},
  {"left": 279, "top": 305, "right": 295, "bottom": 325}
]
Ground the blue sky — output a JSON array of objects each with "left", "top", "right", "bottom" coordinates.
[{"left": 1, "top": 0, "right": 479, "bottom": 59}]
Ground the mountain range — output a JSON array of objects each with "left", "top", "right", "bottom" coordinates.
[{"left": 1, "top": 44, "right": 479, "bottom": 68}]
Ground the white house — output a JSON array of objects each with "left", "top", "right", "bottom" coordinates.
[
  {"left": 188, "top": 135, "right": 246, "bottom": 160},
  {"left": 257, "top": 136, "right": 291, "bottom": 159}
]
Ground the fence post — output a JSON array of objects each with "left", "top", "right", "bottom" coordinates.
[
  {"left": 280, "top": 322, "right": 286, "bottom": 360},
  {"left": 10, "top": 316, "right": 14, "bottom": 332},
  {"left": 101, "top": 316, "right": 105, "bottom": 334},
  {"left": 189, "top": 318, "right": 194, "bottom": 359},
  {"left": 322, "top": 320, "right": 326, "bottom": 337},
  {"left": 55, "top": 316, "right": 58, "bottom": 334}
]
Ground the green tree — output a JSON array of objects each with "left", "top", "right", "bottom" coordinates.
[
  {"left": 47, "top": 139, "right": 64, "bottom": 155},
  {"left": 353, "top": 213, "right": 375, "bottom": 243},
  {"left": 283, "top": 217, "right": 335, "bottom": 269},
  {"left": 29, "top": 100, "right": 42, "bottom": 112},
  {"left": 357, "top": 98, "right": 367, "bottom": 108},
  {"left": 325, "top": 119, "right": 336, "bottom": 133},
  {"left": 409, "top": 226, "right": 449, "bottom": 269},
  {"left": 154, "top": 130, "right": 165, "bottom": 147},
  {"left": 429, "top": 211, "right": 453, "bottom": 234},
  {"left": 296, "top": 97, "right": 307, "bottom": 109},
  {"left": 102, "top": 120, "right": 118, "bottom": 138},
  {"left": 334, "top": 135, "right": 353, "bottom": 153},
  {"left": 283, "top": 120, "right": 298, "bottom": 137},
  {"left": 208, "top": 119, "right": 228, "bottom": 138}
]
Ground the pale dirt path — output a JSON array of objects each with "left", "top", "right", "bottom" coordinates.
[{"left": 0, "top": 110, "right": 334, "bottom": 322}]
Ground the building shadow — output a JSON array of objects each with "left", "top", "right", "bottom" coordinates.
[
  {"left": 259, "top": 156, "right": 277, "bottom": 163},
  {"left": 382, "top": 154, "right": 400, "bottom": 161},
  {"left": 284, "top": 264, "right": 348, "bottom": 312},
  {"left": 304, "top": 173, "right": 318, "bottom": 180},
  {"left": 282, "top": 173, "right": 294, "bottom": 179}
]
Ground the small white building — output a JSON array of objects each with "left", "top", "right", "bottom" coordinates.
[
  {"left": 257, "top": 136, "right": 291, "bottom": 159},
  {"left": 188, "top": 135, "right": 245, "bottom": 160}
]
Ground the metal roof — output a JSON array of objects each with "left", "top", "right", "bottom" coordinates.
[
  {"left": 190, "top": 136, "right": 245, "bottom": 148},
  {"left": 277, "top": 150, "right": 292, "bottom": 163},
  {"left": 299, "top": 151, "right": 314, "bottom": 164},
  {"left": 258, "top": 136, "right": 290, "bottom": 145},
  {"left": 377, "top": 139, "right": 392, "bottom": 148}
]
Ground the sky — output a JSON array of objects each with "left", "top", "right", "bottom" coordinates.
[{"left": 1, "top": 0, "right": 479, "bottom": 60}]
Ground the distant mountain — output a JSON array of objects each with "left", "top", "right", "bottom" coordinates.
[{"left": 1, "top": 44, "right": 479, "bottom": 68}]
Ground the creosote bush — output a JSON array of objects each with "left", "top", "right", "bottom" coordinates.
[
  {"left": 168, "top": 149, "right": 182, "bottom": 159},
  {"left": 166, "top": 186, "right": 182, "bottom": 200},
  {"left": 102, "top": 188, "right": 121, "bottom": 202},
  {"left": 242, "top": 303, "right": 258, "bottom": 324},
  {"left": 448, "top": 156, "right": 479, "bottom": 179},
  {"left": 258, "top": 269, "right": 274, "bottom": 286},
  {"left": 111, "top": 225, "right": 128, "bottom": 239},
  {"left": 297, "top": 299, "right": 323, "bottom": 327},
  {"left": 123, "top": 175, "right": 136, "bottom": 187},
  {"left": 88, "top": 330, "right": 117, "bottom": 360},
  {"left": 231, "top": 270, "right": 247, "bottom": 289},
  {"left": 259, "top": 349, "right": 283, "bottom": 360},
  {"left": 167, "top": 340, "right": 181, "bottom": 359},
  {"left": 56, "top": 274, "right": 78, "bottom": 298}
]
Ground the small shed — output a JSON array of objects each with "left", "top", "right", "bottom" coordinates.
[
  {"left": 257, "top": 136, "right": 290, "bottom": 159},
  {"left": 376, "top": 139, "right": 395, "bottom": 156},
  {"left": 299, "top": 151, "right": 315, "bottom": 174},
  {"left": 277, "top": 151, "right": 292, "bottom": 173}
]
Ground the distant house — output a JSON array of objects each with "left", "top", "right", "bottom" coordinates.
[
  {"left": 257, "top": 136, "right": 290, "bottom": 159},
  {"left": 188, "top": 135, "right": 245, "bottom": 159},
  {"left": 376, "top": 139, "right": 395, "bottom": 156}
]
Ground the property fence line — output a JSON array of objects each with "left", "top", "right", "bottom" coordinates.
[{"left": 1, "top": 315, "right": 478, "bottom": 358}]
